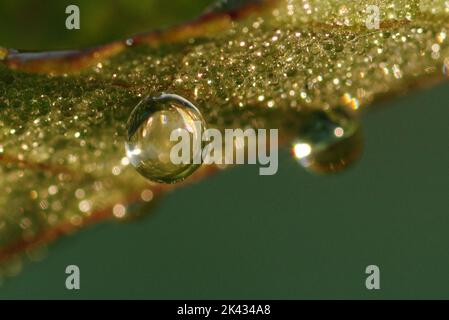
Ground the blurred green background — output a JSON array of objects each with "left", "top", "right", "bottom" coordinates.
[
  {"left": 0, "top": 0, "right": 448, "bottom": 299},
  {"left": 0, "top": 0, "right": 213, "bottom": 50}
]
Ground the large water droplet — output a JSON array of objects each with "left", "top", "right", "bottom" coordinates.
[
  {"left": 292, "top": 106, "right": 363, "bottom": 174},
  {"left": 125, "top": 93, "right": 206, "bottom": 184}
]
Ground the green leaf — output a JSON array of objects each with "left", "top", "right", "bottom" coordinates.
[{"left": 0, "top": 0, "right": 448, "bottom": 275}]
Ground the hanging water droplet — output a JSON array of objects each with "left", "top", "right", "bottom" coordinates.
[
  {"left": 125, "top": 93, "right": 206, "bottom": 184},
  {"left": 292, "top": 106, "right": 363, "bottom": 174}
]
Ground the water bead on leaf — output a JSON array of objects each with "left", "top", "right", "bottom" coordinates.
[
  {"left": 292, "top": 106, "right": 363, "bottom": 174},
  {"left": 125, "top": 93, "right": 206, "bottom": 184}
]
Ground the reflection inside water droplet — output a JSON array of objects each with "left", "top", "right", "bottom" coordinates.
[
  {"left": 125, "top": 93, "right": 206, "bottom": 184},
  {"left": 292, "top": 106, "right": 363, "bottom": 174}
]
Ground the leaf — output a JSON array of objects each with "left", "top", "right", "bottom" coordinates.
[{"left": 0, "top": 0, "right": 448, "bottom": 275}]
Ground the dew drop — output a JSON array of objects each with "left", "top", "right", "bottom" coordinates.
[
  {"left": 292, "top": 106, "right": 363, "bottom": 174},
  {"left": 125, "top": 93, "right": 206, "bottom": 184},
  {"left": 125, "top": 38, "right": 134, "bottom": 46}
]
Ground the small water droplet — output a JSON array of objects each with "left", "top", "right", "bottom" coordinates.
[
  {"left": 443, "top": 58, "right": 449, "bottom": 77},
  {"left": 125, "top": 38, "right": 134, "bottom": 46},
  {"left": 292, "top": 106, "right": 363, "bottom": 174},
  {"left": 125, "top": 93, "right": 206, "bottom": 184}
]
